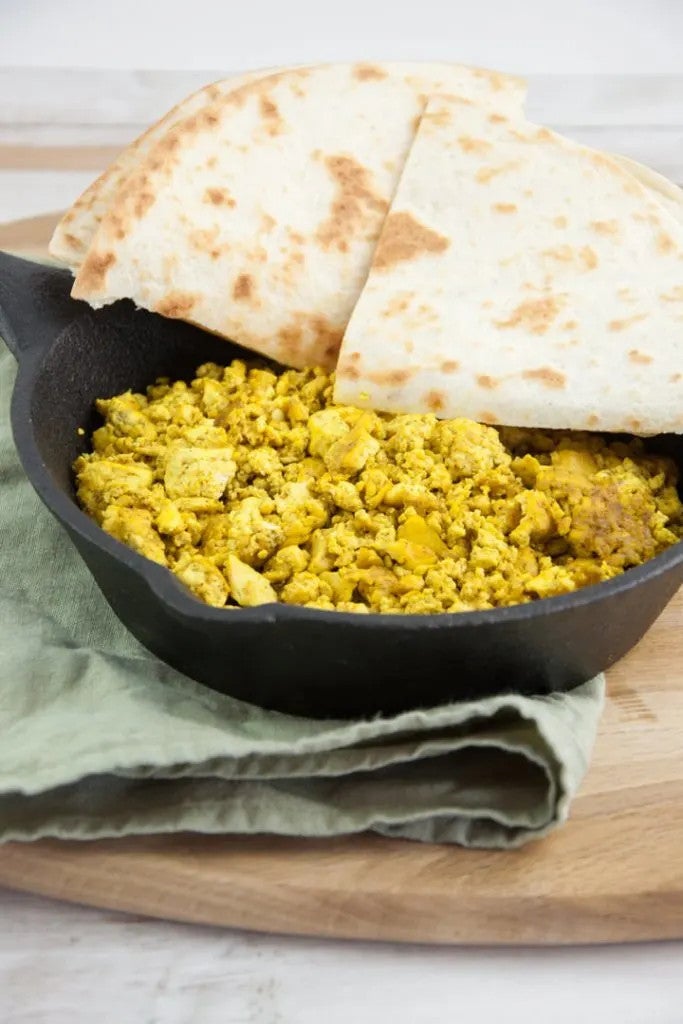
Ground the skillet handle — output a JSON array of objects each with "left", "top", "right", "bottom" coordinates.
[{"left": 0, "top": 251, "right": 77, "bottom": 363}]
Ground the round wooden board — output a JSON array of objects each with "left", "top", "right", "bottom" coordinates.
[{"left": 0, "top": 209, "right": 682, "bottom": 945}]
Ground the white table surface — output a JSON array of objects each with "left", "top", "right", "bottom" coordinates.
[{"left": 1, "top": 10, "right": 683, "bottom": 1017}]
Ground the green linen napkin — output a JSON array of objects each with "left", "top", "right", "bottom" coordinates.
[{"left": 0, "top": 339, "right": 604, "bottom": 848}]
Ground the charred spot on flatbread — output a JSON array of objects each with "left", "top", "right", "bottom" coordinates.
[
  {"left": 315, "top": 154, "right": 387, "bottom": 254},
  {"left": 73, "top": 250, "right": 116, "bottom": 294},
  {"left": 522, "top": 367, "right": 567, "bottom": 389},
  {"left": 372, "top": 212, "right": 449, "bottom": 271},
  {"left": 155, "top": 291, "right": 197, "bottom": 318}
]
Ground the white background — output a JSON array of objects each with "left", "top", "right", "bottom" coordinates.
[
  {"left": 1, "top": 0, "right": 682, "bottom": 74},
  {"left": 1, "top": 2, "right": 683, "bottom": 1022}
]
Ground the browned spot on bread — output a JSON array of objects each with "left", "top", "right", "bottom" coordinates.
[
  {"left": 349, "top": 351, "right": 361, "bottom": 362},
  {"left": 75, "top": 250, "right": 115, "bottom": 294},
  {"left": 488, "top": 112, "right": 508, "bottom": 124},
  {"left": 381, "top": 292, "right": 414, "bottom": 317},
  {"left": 618, "top": 286, "right": 635, "bottom": 302},
  {"left": 367, "top": 367, "right": 417, "bottom": 387},
  {"left": 522, "top": 366, "right": 567, "bottom": 389},
  {"left": 353, "top": 64, "right": 387, "bottom": 81},
  {"left": 510, "top": 128, "right": 534, "bottom": 143},
  {"left": 132, "top": 180, "right": 155, "bottom": 220},
  {"left": 204, "top": 187, "right": 235, "bottom": 207},
  {"left": 155, "top": 291, "right": 197, "bottom": 319},
  {"left": 404, "top": 341, "right": 414, "bottom": 353},
  {"left": 543, "top": 245, "right": 574, "bottom": 262},
  {"left": 277, "top": 314, "right": 343, "bottom": 368},
  {"left": 62, "top": 210, "right": 75, "bottom": 224},
  {"left": 425, "top": 390, "right": 446, "bottom": 412},
  {"left": 475, "top": 161, "right": 519, "bottom": 184},
  {"left": 628, "top": 348, "right": 653, "bottom": 364},
  {"left": 206, "top": 156, "right": 217, "bottom": 169},
  {"left": 492, "top": 202, "right": 517, "bottom": 214},
  {"left": 277, "top": 325, "right": 303, "bottom": 361},
  {"left": 107, "top": 212, "right": 127, "bottom": 241},
  {"left": 259, "top": 95, "right": 284, "bottom": 135},
  {"left": 315, "top": 154, "right": 387, "bottom": 253},
  {"left": 609, "top": 314, "right": 647, "bottom": 332},
  {"left": 275, "top": 249, "right": 306, "bottom": 289},
  {"left": 188, "top": 228, "right": 223, "bottom": 260},
  {"left": 232, "top": 274, "right": 253, "bottom": 301},
  {"left": 587, "top": 414, "right": 600, "bottom": 428},
  {"left": 553, "top": 215, "right": 568, "bottom": 228},
  {"left": 441, "top": 91, "right": 475, "bottom": 107},
  {"left": 160, "top": 131, "right": 182, "bottom": 154},
  {"left": 288, "top": 228, "right": 305, "bottom": 245},
  {"left": 478, "top": 410, "right": 497, "bottom": 424},
  {"left": 660, "top": 285, "right": 683, "bottom": 301},
  {"left": 372, "top": 212, "right": 449, "bottom": 271},
  {"left": 441, "top": 360, "right": 459, "bottom": 374},
  {"left": 535, "top": 127, "right": 554, "bottom": 142},
  {"left": 63, "top": 232, "right": 84, "bottom": 251},
  {"left": 339, "top": 362, "right": 360, "bottom": 381},
  {"left": 249, "top": 246, "right": 268, "bottom": 263},
  {"left": 590, "top": 219, "right": 619, "bottom": 237},
  {"left": 261, "top": 213, "right": 276, "bottom": 232},
  {"left": 496, "top": 295, "right": 565, "bottom": 335},
  {"left": 471, "top": 68, "right": 510, "bottom": 91},
  {"left": 562, "top": 319, "right": 578, "bottom": 331},
  {"left": 424, "top": 107, "right": 453, "bottom": 128},
  {"left": 477, "top": 374, "right": 499, "bottom": 390},
  {"left": 580, "top": 245, "right": 598, "bottom": 270},
  {"left": 670, "top": 372, "right": 682, "bottom": 382},
  {"left": 321, "top": 337, "right": 344, "bottom": 365},
  {"left": 458, "top": 135, "right": 492, "bottom": 154},
  {"left": 628, "top": 418, "right": 643, "bottom": 432},
  {"left": 657, "top": 231, "right": 676, "bottom": 254}
]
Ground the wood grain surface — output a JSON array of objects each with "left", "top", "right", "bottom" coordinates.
[{"left": 0, "top": 212, "right": 681, "bottom": 947}]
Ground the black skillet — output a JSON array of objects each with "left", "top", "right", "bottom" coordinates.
[{"left": 1, "top": 251, "right": 682, "bottom": 718}]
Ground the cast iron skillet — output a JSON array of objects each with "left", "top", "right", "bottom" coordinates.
[{"left": 1, "top": 251, "right": 682, "bottom": 718}]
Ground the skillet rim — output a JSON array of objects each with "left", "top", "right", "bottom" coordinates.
[{"left": 9, "top": 323, "right": 683, "bottom": 633}]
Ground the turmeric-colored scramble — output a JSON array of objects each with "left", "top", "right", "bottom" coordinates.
[{"left": 74, "top": 359, "right": 683, "bottom": 613}]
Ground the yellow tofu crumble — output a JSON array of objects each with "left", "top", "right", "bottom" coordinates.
[{"left": 74, "top": 359, "right": 683, "bottom": 613}]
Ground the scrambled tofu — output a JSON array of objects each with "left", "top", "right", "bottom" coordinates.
[{"left": 74, "top": 360, "right": 683, "bottom": 613}]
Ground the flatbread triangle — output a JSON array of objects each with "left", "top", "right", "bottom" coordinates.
[{"left": 335, "top": 93, "right": 683, "bottom": 434}]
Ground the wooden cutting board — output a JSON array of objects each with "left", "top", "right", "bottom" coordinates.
[{"left": 0, "top": 212, "right": 681, "bottom": 946}]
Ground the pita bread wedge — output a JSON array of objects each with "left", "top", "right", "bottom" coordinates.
[
  {"left": 71, "top": 63, "right": 526, "bottom": 369},
  {"left": 48, "top": 70, "right": 269, "bottom": 270},
  {"left": 335, "top": 94, "right": 683, "bottom": 434}
]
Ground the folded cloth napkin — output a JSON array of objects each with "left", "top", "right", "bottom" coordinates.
[{"left": 0, "top": 339, "right": 604, "bottom": 849}]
